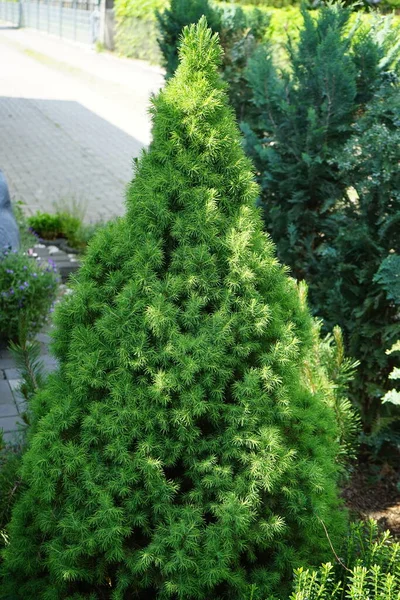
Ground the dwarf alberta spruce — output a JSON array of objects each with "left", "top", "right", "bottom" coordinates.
[{"left": 1, "top": 20, "right": 347, "bottom": 600}]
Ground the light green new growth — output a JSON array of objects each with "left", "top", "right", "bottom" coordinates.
[{"left": 1, "top": 18, "right": 346, "bottom": 600}]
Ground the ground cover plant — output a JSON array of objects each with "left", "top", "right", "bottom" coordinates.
[
  {"left": 0, "top": 19, "right": 348, "bottom": 599},
  {"left": 27, "top": 206, "right": 104, "bottom": 253},
  {"left": 286, "top": 520, "right": 400, "bottom": 600},
  {"left": 243, "top": 5, "right": 400, "bottom": 434}
]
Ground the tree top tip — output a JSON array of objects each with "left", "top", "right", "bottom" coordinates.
[{"left": 178, "top": 16, "right": 222, "bottom": 74}]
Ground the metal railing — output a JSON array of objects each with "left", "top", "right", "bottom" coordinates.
[
  {"left": 0, "top": 1, "right": 21, "bottom": 26},
  {"left": 0, "top": 0, "right": 99, "bottom": 45}
]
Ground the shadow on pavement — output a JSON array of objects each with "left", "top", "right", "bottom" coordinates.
[{"left": 0, "top": 96, "right": 144, "bottom": 220}]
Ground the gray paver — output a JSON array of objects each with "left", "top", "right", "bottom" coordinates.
[
  {"left": 0, "top": 402, "right": 19, "bottom": 417},
  {"left": 3, "top": 368, "right": 21, "bottom": 381},
  {"left": 0, "top": 414, "right": 24, "bottom": 432},
  {"left": 0, "top": 28, "right": 163, "bottom": 221},
  {"left": 8, "top": 379, "right": 27, "bottom": 412},
  {"left": 36, "top": 332, "right": 51, "bottom": 344},
  {"left": 1, "top": 430, "right": 25, "bottom": 444},
  {"left": 0, "top": 379, "right": 14, "bottom": 404},
  {"left": 0, "top": 356, "right": 17, "bottom": 369}
]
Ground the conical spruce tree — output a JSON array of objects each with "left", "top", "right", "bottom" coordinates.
[{"left": 1, "top": 19, "right": 347, "bottom": 600}]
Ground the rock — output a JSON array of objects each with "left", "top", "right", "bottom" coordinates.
[{"left": 0, "top": 171, "right": 19, "bottom": 252}]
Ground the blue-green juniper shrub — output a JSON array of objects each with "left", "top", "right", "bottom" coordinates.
[{"left": 1, "top": 19, "right": 347, "bottom": 599}]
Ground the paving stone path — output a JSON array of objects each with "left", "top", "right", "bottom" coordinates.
[
  {"left": 0, "top": 29, "right": 164, "bottom": 440},
  {"left": 0, "top": 331, "right": 57, "bottom": 443},
  {"left": 0, "top": 245, "right": 81, "bottom": 441},
  {"left": 0, "top": 27, "right": 164, "bottom": 221}
]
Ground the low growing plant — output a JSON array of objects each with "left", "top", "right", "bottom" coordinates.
[
  {"left": 26, "top": 212, "right": 65, "bottom": 240},
  {"left": 0, "top": 248, "right": 58, "bottom": 341},
  {"left": 287, "top": 520, "right": 400, "bottom": 600},
  {"left": 27, "top": 209, "right": 104, "bottom": 252}
]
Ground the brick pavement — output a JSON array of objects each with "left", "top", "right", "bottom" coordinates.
[
  {"left": 0, "top": 332, "right": 57, "bottom": 444},
  {"left": 0, "top": 27, "right": 164, "bottom": 221},
  {"left": 0, "top": 29, "right": 164, "bottom": 440}
]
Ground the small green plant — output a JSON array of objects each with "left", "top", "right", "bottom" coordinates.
[
  {"left": 318, "top": 326, "right": 360, "bottom": 464},
  {"left": 27, "top": 209, "right": 104, "bottom": 251},
  {"left": 287, "top": 520, "right": 400, "bottom": 600},
  {"left": 0, "top": 248, "right": 58, "bottom": 341},
  {"left": 9, "top": 320, "right": 47, "bottom": 408},
  {"left": 27, "top": 211, "right": 83, "bottom": 245}
]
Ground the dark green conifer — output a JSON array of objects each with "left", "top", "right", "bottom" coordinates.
[
  {"left": 1, "top": 19, "right": 346, "bottom": 599},
  {"left": 157, "top": 0, "right": 221, "bottom": 79}
]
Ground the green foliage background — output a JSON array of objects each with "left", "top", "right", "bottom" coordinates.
[{"left": 243, "top": 6, "right": 400, "bottom": 432}]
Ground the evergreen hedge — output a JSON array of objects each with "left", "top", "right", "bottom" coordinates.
[
  {"left": 1, "top": 19, "right": 346, "bottom": 599},
  {"left": 244, "top": 5, "right": 400, "bottom": 430}
]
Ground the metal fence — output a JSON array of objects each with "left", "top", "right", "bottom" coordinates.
[
  {"left": 0, "top": 1, "right": 21, "bottom": 26},
  {"left": 0, "top": 0, "right": 99, "bottom": 44}
]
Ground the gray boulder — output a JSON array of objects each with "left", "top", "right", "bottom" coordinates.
[{"left": 0, "top": 170, "right": 19, "bottom": 252}]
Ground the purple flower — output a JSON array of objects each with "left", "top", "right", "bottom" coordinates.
[
  {"left": 5, "top": 269, "right": 14, "bottom": 274},
  {"left": 32, "top": 272, "right": 37, "bottom": 278},
  {"left": 28, "top": 227, "right": 40, "bottom": 239}
]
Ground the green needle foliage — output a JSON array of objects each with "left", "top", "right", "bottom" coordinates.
[
  {"left": 1, "top": 19, "right": 346, "bottom": 600},
  {"left": 287, "top": 520, "right": 400, "bottom": 600}
]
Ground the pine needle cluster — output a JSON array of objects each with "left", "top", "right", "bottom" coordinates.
[{"left": 1, "top": 19, "right": 346, "bottom": 600}]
